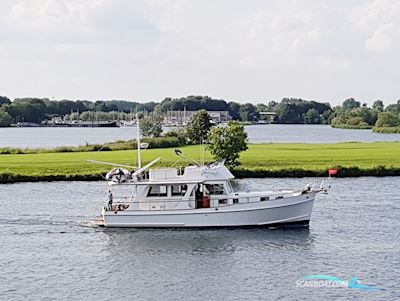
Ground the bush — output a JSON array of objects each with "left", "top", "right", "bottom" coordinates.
[
  {"left": 53, "top": 146, "right": 74, "bottom": 152},
  {"left": 164, "top": 128, "right": 188, "bottom": 145},
  {"left": 0, "top": 109, "right": 12, "bottom": 127},
  {"left": 375, "top": 112, "right": 400, "bottom": 127},
  {"left": 143, "top": 137, "right": 182, "bottom": 148},
  {"left": 87, "top": 144, "right": 112, "bottom": 152},
  {"left": 347, "top": 116, "right": 363, "bottom": 126}
]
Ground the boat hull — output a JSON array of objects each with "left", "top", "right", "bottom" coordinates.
[{"left": 102, "top": 192, "right": 316, "bottom": 228}]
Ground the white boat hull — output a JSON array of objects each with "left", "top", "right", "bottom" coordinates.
[{"left": 102, "top": 192, "right": 316, "bottom": 228}]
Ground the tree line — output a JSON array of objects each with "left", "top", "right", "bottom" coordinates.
[
  {"left": 0, "top": 95, "right": 400, "bottom": 130},
  {"left": 330, "top": 98, "right": 400, "bottom": 131}
]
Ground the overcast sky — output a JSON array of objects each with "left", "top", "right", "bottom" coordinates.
[{"left": 1, "top": 0, "right": 399, "bottom": 105}]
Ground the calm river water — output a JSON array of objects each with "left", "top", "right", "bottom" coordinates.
[
  {"left": 1, "top": 177, "right": 399, "bottom": 300},
  {"left": 1, "top": 125, "right": 399, "bottom": 148}
]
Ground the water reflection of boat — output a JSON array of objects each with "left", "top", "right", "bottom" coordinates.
[{"left": 101, "top": 227, "right": 312, "bottom": 254}]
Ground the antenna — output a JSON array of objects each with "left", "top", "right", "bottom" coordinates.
[
  {"left": 136, "top": 113, "right": 142, "bottom": 169},
  {"left": 200, "top": 136, "right": 205, "bottom": 166},
  {"left": 199, "top": 137, "right": 202, "bottom": 166},
  {"left": 203, "top": 137, "right": 205, "bottom": 166}
]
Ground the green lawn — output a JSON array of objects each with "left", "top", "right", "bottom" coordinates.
[{"left": 1, "top": 142, "right": 399, "bottom": 180}]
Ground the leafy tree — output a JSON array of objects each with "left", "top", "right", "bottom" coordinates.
[
  {"left": 207, "top": 121, "right": 248, "bottom": 168},
  {"left": 227, "top": 102, "right": 241, "bottom": 120},
  {"left": 375, "top": 112, "right": 400, "bottom": 127},
  {"left": 353, "top": 107, "right": 378, "bottom": 125},
  {"left": 256, "top": 103, "right": 268, "bottom": 113},
  {"left": 186, "top": 109, "right": 213, "bottom": 144},
  {"left": 239, "top": 103, "right": 259, "bottom": 122},
  {"left": 385, "top": 101, "right": 400, "bottom": 115},
  {"left": 14, "top": 98, "right": 48, "bottom": 105},
  {"left": 372, "top": 100, "right": 384, "bottom": 112},
  {"left": 160, "top": 95, "right": 228, "bottom": 112},
  {"left": 0, "top": 96, "right": 11, "bottom": 106},
  {"left": 266, "top": 100, "right": 279, "bottom": 111},
  {"left": 342, "top": 98, "right": 361, "bottom": 110},
  {"left": 321, "top": 109, "right": 333, "bottom": 124},
  {"left": 92, "top": 101, "right": 118, "bottom": 112},
  {"left": 141, "top": 114, "right": 163, "bottom": 138},
  {"left": 273, "top": 98, "right": 331, "bottom": 124},
  {"left": 0, "top": 109, "right": 12, "bottom": 127},
  {"left": 4, "top": 101, "right": 46, "bottom": 123},
  {"left": 103, "top": 100, "right": 137, "bottom": 112},
  {"left": 329, "top": 102, "right": 378, "bottom": 127},
  {"left": 304, "top": 108, "right": 321, "bottom": 124},
  {"left": 48, "top": 100, "right": 89, "bottom": 115}
]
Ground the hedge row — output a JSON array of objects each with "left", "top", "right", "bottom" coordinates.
[{"left": 2, "top": 166, "right": 400, "bottom": 184}]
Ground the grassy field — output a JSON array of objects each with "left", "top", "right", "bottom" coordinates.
[{"left": 1, "top": 142, "right": 400, "bottom": 182}]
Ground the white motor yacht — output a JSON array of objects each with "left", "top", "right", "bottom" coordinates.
[
  {"left": 91, "top": 118, "right": 328, "bottom": 228},
  {"left": 96, "top": 159, "right": 327, "bottom": 228}
]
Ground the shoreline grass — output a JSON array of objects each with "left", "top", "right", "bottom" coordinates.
[
  {"left": 331, "top": 124, "right": 373, "bottom": 130},
  {"left": 1, "top": 142, "right": 400, "bottom": 183},
  {"left": 373, "top": 127, "right": 400, "bottom": 134},
  {"left": 0, "top": 137, "right": 183, "bottom": 155}
]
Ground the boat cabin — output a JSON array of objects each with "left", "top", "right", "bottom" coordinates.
[{"left": 107, "top": 162, "right": 239, "bottom": 211}]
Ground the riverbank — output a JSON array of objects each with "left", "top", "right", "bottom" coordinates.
[
  {"left": 0, "top": 137, "right": 182, "bottom": 154},
  {"left": 331, "top": 124, "right": 373, "bottom": 130},
  {"left": 1, "top": 142, "right": 399, "bottom": 183},
  {"left": 373, "top": 127, "right": 400, "bottom": 134}
]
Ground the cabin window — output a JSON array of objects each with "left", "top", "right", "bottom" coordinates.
[
  {"left": 206, "top": 184, "right": 225, "bottom": 195},
  {"left": 233, "top": 199, "right": 239, "bottom": 204},
  {"left": 260, "top": 197, "right": 269, "bottom": 201},
  {"left": 171, "top": 184, "right": 188, "bottom": 196},
  {"left": 218, "top": 199, "right": 227, "bottom": 205},
  {"left": 147, "top": 185, "right": 168, "bottom": 197}
]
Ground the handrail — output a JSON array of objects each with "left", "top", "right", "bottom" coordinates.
[
  {"left": 105, "top": 190, "right": 311, "bottom": 212},
  {"left": 108, "top": 198, "right": 196, "bottom": 205}
]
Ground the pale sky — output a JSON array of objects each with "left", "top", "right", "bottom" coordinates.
[{"left": 1, "top": 0, "right": 399, "bottom": 105}]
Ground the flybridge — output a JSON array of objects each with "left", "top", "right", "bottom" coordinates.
[{"left": 149, "top": 163, "right": 235, "bottom": 182}]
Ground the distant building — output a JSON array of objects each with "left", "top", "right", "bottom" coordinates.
[
  {"left": 207, "top": 111, "right": 231, "bottom": 123},
  {"left": 163, "top": 110, "right": 231, "bottom": 125}
]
